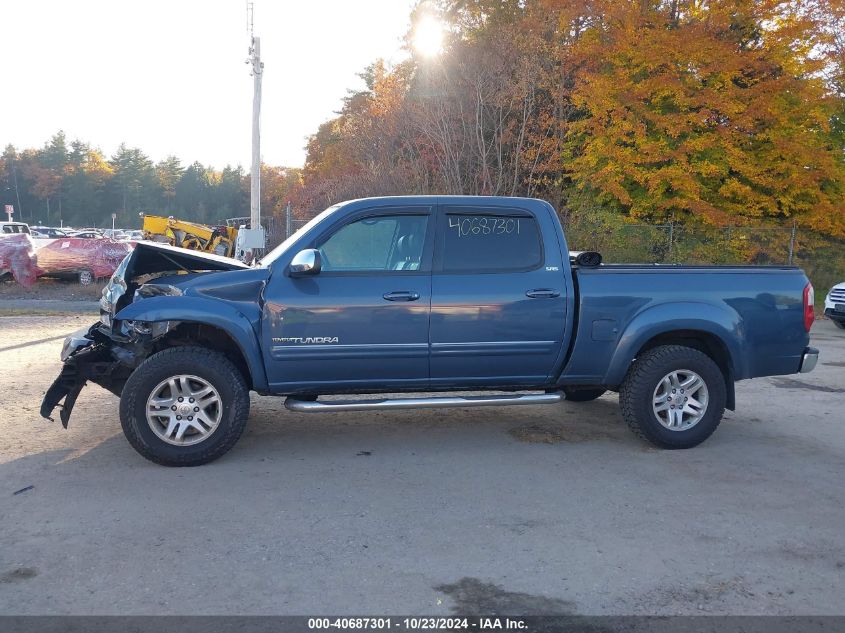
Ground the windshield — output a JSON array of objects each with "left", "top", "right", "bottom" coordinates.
[{"left": 259, "top": 204, "right": 341, "bottom": 267}]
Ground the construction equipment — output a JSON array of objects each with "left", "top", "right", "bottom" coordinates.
[{"left": 140, "top": 214, "right": 239, "bottom": 258}]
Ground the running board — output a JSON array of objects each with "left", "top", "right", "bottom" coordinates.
[{"left": 285, "top": 392, "right": 563, "bottom": 413}]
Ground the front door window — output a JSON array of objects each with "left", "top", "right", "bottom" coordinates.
[{"left": 318, "top": 215, "right": 428, "bottom": 272}]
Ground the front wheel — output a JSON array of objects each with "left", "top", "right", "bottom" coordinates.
[
  {"left": 832, "top": 319, "right": 845, "bottom": 330},
  {"left": 119, "top": 347, "right": 250, "bottom": 466},
  {"left": 619, "top": 345, "right": 726, "bottom": 449},
  {"left": 78, "top": 269, "right": 94, "bottom": 285}
]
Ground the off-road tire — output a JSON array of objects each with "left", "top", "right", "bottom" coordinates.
[
  {"left": 619, "top": 345, "right": 726, "bottom": 449},
  {"left": 562, "top": 387, "right": 606, "bottom": 402},
  {"left": 119, "top": 347, "right": 250, "bottom": 466}
]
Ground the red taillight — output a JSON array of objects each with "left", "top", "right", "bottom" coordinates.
[{"left": 803, "top": 283, "right": 814, "bottom": 332}]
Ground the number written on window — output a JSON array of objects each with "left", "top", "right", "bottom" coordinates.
[
  {"left": 448, "top": 216, "right": 520, "bottom": 238},
  {"left": 442, "top": 213, "right": 542, "bottom": 272}
]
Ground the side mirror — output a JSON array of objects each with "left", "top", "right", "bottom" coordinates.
[{"left": 289, "top": 248, "right": 322, "bottom": 277}]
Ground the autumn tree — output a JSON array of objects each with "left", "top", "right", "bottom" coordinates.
[
  {"left": 559, "top": 0, "right": 845, "bottom": 234},
  {"left": 64, "top": 141, "right": 113, "bottom": 226},
  {"left": 261, "top": 165, "right": 301, "bottom": 219},
  {"left": 408, "top": 5, "right": 560, "bottom": 197},
  {"left": 23, "top": 152, "right": 61, "bottom": 225}
]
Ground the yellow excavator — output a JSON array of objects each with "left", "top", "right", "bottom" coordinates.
[{"left": 140, "top": 215, "right": 239, "bottom": 258}]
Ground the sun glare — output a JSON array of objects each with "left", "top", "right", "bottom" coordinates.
[{"left": 413, "top": 15, "right": 444, "bottom": 58}]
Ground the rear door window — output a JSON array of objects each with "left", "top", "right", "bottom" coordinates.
[{"left": 440, "top": 213, "right": 542, "bottom": 272}]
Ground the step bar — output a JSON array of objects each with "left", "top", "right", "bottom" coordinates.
[{"left": 285, "top": 392, "right": 563, "bottom": 413}]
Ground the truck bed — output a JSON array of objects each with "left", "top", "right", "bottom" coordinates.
[{"left": 560, "top": 264, "right": 810, "bottom": 386}]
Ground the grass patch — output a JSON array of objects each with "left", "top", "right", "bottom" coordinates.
[{"left": 0, "top": 278, "right": 104, "bottom": 301}]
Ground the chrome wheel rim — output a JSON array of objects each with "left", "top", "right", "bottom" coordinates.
[
  {"left": 79, "top": 271, "right": 93, "bottom": 285},
  {"left": 652, "top": 369, "right": 709, "bottom": 431},
  {"left": 145, "top": 375, "right": 222, "bottom": 446}
]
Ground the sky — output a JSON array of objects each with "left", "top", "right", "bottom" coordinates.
[{"left": 0, "top": 0, "right": 416, "bottom": 169}]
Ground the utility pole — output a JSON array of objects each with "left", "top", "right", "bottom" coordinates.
[
  {"left": 237, "top": 1, "right": 266, "bottom": 259},
  {"left": 248, "top": 2, "right": 262, "bottom": 233}
]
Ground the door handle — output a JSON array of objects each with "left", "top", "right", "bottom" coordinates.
[
  {"left": 526, "top": 288, "right": 560, "bottom": 299},
  {"left": 383, "top": 291, "right": 421, "bottom": 302}
]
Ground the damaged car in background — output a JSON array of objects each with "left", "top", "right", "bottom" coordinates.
[{"left": 41, "top": 196, "right": 819, "bottom": 466}]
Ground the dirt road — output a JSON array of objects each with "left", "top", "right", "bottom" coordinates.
[{"left": 1, "top": 315, "right": 843, "bottom": 615}]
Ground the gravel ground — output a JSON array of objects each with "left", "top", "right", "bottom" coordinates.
[
  {"left": 0, "top": 316, "right": 843, "bottom": 615},
  {"left": 0, "top": 278, "right": 104, "bottom": 302}
]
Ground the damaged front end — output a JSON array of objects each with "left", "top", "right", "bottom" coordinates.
[
  {"left": 40, "top": 324, "right": 133, "bottom": 427},
  {"left": 40, "top": 242, "right": 249, "bottom": 427}
]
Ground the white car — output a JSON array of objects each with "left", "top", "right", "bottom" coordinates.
[
  {"left": 68, "top": 230, "right": 104, "bottom": 239},
  {"left": 32, "top": 226, "right": 70, "bottom": 239},
  {"left": 824, "top": 282, "right": 845, "bottom": 329},
  {"left": 0, "top": 221, "right": 31, "bottom": 235}
]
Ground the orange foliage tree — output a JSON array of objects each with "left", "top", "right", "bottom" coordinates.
[{"left": 561, "top": 0, "right": 845, "bottom": 234}]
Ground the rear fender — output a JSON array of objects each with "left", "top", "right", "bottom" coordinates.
[
  {"left": 115, "top": 295, "right": 268, "bottom": 391},
  {"left": 603, "top": 302, "right": 746, "bottom": 386}
]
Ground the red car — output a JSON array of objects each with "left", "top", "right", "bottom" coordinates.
[{"left": 35, "top": 237, "right": 133, "bottom": 285}]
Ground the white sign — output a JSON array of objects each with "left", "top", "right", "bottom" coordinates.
[
  {"left": 111, "top": 213, "right": 117, "bottom": 220},
  {"left": 4, "top": 204, "right": 12, "bottom": 215}
]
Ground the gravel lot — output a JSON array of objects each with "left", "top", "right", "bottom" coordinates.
[{"left": 0, "top": 315, "right": 843, "bottom": 615}]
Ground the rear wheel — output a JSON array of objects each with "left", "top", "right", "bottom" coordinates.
[
  {"left": 620, "top": 345, "right": 726, "bottom": 449},
  {"left": 119, "top": 347, "right": 250, "bottom": 466},
  {"left": 562, "top": 387, "right": 606, "bottom": 402}
]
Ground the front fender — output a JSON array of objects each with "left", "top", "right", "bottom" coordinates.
[
  {"left": 115, "top": 295, "right": 268, "bottom": 391},
  {"left": 602, "top": 301, "right": 746, "bottom": 386}
]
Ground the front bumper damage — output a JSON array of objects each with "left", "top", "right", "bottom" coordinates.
[
  {"left": 40, "top": 324, "right": 132, "bottom": 427},
  {"left": 41, "top": 241, "right": 250, "bottom": 428}
]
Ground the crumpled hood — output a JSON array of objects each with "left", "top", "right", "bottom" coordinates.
[
  {"left": 123, "top": 241, "right": 249, "bottom": 278},
  {"left": 103, "top": 242, "right": 253, "bottom": 317}
]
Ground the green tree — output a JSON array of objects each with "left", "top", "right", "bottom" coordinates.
[
  {"left": 174, "top": 161, "right": 214, "bottom": 221},
  {"left": 109, "top": 144, "right": 159, "bottom": 226},
  {"left": 216, "top": 165, "right": 248, "bottom": 218},
  {"left": 156, "top": 155, "right": 183, "bottom": 212}
]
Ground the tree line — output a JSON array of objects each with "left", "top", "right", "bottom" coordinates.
[
  {"left": 0, "top": 134, "right": 301, "bottom": 229},
  {"left": 296, "top": 0, "right": 845, "bottom": 237}
]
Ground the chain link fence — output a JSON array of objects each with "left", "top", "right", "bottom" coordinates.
[
  {"left": 563, "top": 218, "right": 800, "bottom": 265},
  {"left": 563, "top": 214, "right": 844, "bottom": 308},
  {"left": 261, "top": 207, "right": 311, "bottom": 250},
  {"left": 227, "top": 211, "right": 310, "bottom": 257}
]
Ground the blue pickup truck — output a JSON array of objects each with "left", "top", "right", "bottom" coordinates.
[{"left": 41, "top": 196, "right": 819, "bottom": 466}]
